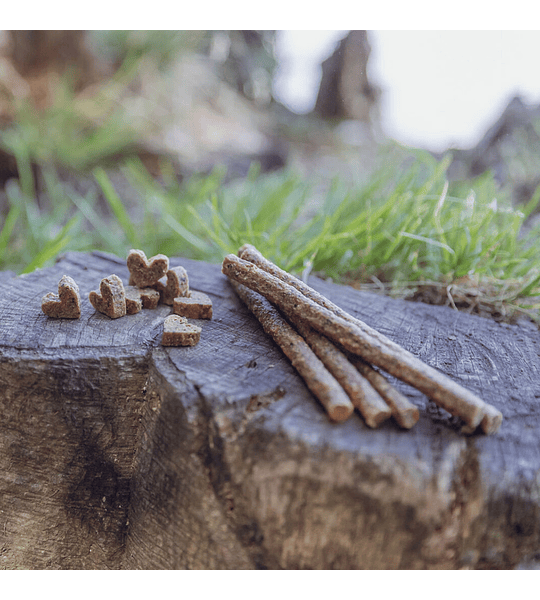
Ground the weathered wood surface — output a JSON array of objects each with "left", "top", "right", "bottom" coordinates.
[{"left": 0, "top": 250, "right": 539, "bottom": 569}]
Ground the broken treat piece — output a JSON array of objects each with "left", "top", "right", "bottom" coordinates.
[
  {"left": 88, "top": 274, "right": 126, "bottom": 319},
  {"left": 173, "top": 291, "right": 213, "bottom": 319},
  {"left": 154, "top": 266, "right": 189, "bottom": 305},
  {"left": 124, "top": 286, "right": 160, "bottom": 313},
  {"left": 41, "top": 275, "right": 81, "bottom": 318},
  {"left": 124, "top": 286, "right": 143, "bottom": 315},
  {"left": 127, "top": 249, "right": 169, "bottom": 288},
  {"left": 161, "top": 315, "right": 201, "bottom": 347},
  {"left": 138, "top": 287, "right": 160, "bottom": 309}
]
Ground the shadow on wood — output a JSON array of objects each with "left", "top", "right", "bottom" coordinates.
[{"left": 1, "top": 251, "right": 539, "bottom": 569}]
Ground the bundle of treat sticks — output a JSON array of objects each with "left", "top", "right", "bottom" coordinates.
[{"left": 222, "top": 245, "right": 503, "bottom": 435}]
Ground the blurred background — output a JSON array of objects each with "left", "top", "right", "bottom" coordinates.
[
  {"left": 1, "top": 30, "right": 539, "bottom": 322},
  {"left": 2, "top": 30, "right": 539, "bottom": 193},
  {"left": 277, "top": 31, "right": 540, "bottom": 151}
]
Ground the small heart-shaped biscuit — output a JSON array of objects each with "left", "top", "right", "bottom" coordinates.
[
  {"left": 127, "top": 249, "right": 169, "bottom": 288},
  {"left": 173, "top": 290, "right": 213, "bottom": 320},
  {"left": 154, "top": 266, "right": 189, "bottom": 305},
  {"left": 161, "top": 315, "right": 201, "bottom": 347},
  {"left": 41, "top": 275, "right": 81, "bottom": 318},
  {"left": 89, "top": 274, "right": 126, "bottom": 319}
]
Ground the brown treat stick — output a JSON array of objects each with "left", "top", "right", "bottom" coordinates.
[
  {"left": 236, "top": 246, "right": 503, "bottom": 433},
  {"left": 231, "top": 280, "right": 354, "bottom": 423},
  {"left": 480, "top": 404, "right": 503, "bottom": 435},
  {"left": 222, "top": 254, "right": 497, "bottom": 432},
  {"left": 349, "top": 356, "right": 420, "bottom": 429},
  {"left": 294, "top": 319, "right": 391, "bottom": 428},
  {"left": 239, "top": 245, "right": 435, "bottom": 430},
  {"left": 460, "top": 409, "right": 503, "bottom": 436}
]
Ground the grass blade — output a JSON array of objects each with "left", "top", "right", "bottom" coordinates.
[
  {"left": 21, "top": 216, "right": 79, "bottom": 274},
  {"left": 0, "top": 205, "right": 21, "bottom": 261},
  {"left": 94, "top": 166, "right": 138, "bottom": 247},
  {"left": 162, "top": 212, "right": 210, "bottom": 253}
]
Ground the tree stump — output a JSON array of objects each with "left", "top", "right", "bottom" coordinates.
[{"left": 1, "top": 250, "right": 539, "bottom": 569}]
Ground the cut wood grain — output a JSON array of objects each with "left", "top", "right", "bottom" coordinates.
[{"left": 0, "top": 250, "right": 539, "bottom": 569}]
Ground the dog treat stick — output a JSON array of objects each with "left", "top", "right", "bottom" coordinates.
[
  {"left": 230, "top": 280, "right": 354, "bottom": 423},
  {"left": 479, "top": 403, "right": 504, "bottom": 435},
  {"left": 223, "top": 254, "right": 499, "bottom": 432},
  {"left": 349, "top": 357, "right": 420, "bottom": 429},
  {"left": 237, "top": 247, "right": 503, "bottom": 433},
  {"left": 460, "top": 407, "right": 503, "bottom": 436},
  {"left": 294, "top": 320, "right": 392, "bottom": 428},
  {"left": 240, "top": 245, "right": 420, "bottom": 429}
]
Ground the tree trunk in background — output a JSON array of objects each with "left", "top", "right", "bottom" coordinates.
[
  {"left": 314, "top": 30, "right": 380, "bottom": 123},
  {"left": 9, "top": 31, "right": 91, "bottom": 79},
  {"left": 4, "top": 31, "right": 107, "bottom": 109}
]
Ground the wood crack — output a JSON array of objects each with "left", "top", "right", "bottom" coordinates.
[{"left": 187, "top": 382, "right": 272, "bottom": 569}]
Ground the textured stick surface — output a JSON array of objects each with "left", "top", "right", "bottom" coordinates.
[
  {"left": 350, "top": 357, "right": 420, "bottom": 429},
  {"left": 1, "top": 251, "right": 539, "bottom": 569},
  {"left": 239, "top": 245, "right": 502, "bottom": 432},
  {"left": 224, "top": 253, "right": 492, "bottom": 431},
  {"left": 480, "top": 403, "right": 504, "bottom": 435},
  {"left": 294, "top": 319, "right": 391, "bottom": 428},
  {"left": 231, "top": 281, "right": 354, "bottom": 422}
]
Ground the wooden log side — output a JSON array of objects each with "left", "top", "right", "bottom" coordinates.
[
  {"left": 0, "top": 350, "right": 146, "bottom": 568},
  {"left": 1, "top": 250, "right": 540, "bottom": 569}
]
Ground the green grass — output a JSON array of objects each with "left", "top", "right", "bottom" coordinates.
[
  {"left": 1, "top": 140, "right": 539, "bottom": 321},
  {"left": 0, "top": 35, "right": 539, "bottom": 324}
]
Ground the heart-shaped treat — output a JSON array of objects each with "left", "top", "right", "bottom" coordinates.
[
  {"left": 41, "top": 275, "right": 81, "bottom": 318},
  {"left": 127, "top": 249, "right": 169, "bottom": 288},
  {"left": 89, "top": 274, "right": 126, "bottom": 319},
  {"left": 154, "top": 266, "right": 189, "bottom": 305},
  {"left": 173, "top": 290, "right": 213, "bottom": 320},
  {"left": 161, "top": 315, "right": 201, "bottom": 347}
]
